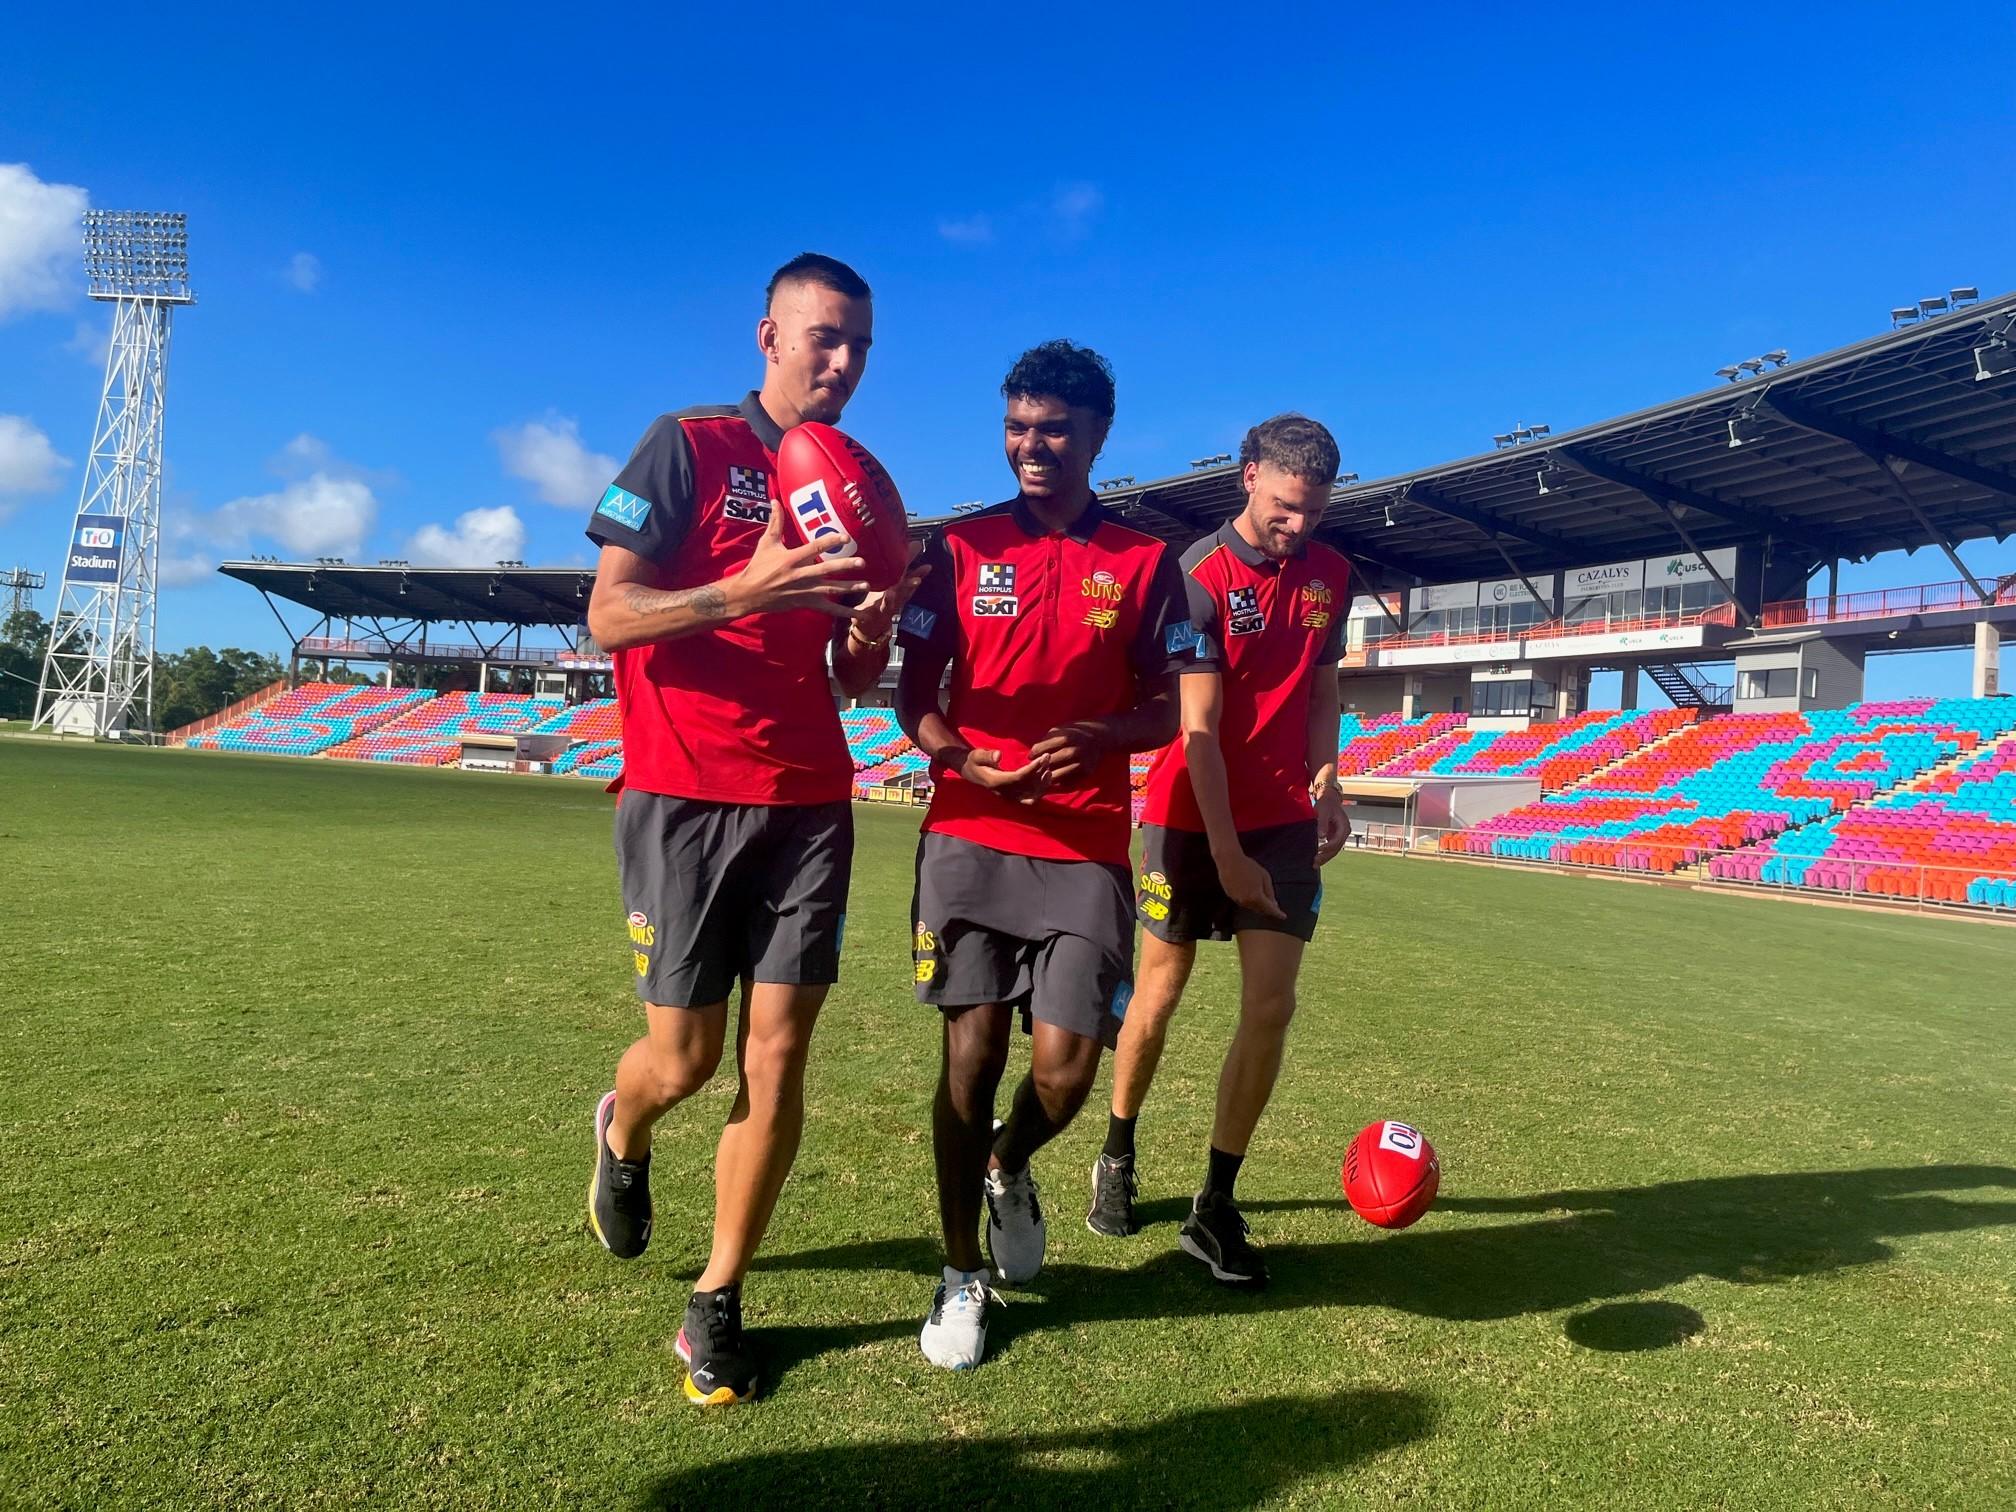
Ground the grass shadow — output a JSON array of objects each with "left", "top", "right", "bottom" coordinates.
[
  {"left": 755, "top": 1164, "right": 2016, "bottom": 1378},
  {"left": 634, "top": 1386, "right": 1434, "bottom": 1510}
]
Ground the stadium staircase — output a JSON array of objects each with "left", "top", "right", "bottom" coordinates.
[{"left": 1646, "top": 663, "right": 1733, "bottom": 711}]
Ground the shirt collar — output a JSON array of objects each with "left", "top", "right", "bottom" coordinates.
[
  {"left": 1219, "top": 518, "right": 1284, "bottom": 571},
  {"left": 1010, "top": 493, "right": 1104, "bottom": 544},
  {"left": 738, "top": 390, "right": 788, "bottom": 453}
]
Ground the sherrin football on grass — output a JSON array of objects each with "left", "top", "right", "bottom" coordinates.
[
  {"left": 775, "top": 422, "right": 911, "bottom": 592},
  {"left": 1342, "top": 1119, "right": 1440, "bottom": 1229}
]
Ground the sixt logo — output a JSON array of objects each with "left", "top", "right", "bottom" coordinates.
[{"left": 789, "top": 480, "right": 855, "bottom": 554}]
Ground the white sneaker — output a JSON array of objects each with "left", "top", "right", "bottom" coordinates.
[
  {"left": 919, "top": 1266, "right": 992, "bottom": 1370},
  {"left": 985, "top": 1163, "right": 1047, "bottom": 1283}
]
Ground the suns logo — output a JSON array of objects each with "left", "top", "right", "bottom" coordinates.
[
  {"left": 1301, "top": 579, "right": 1335, "bottom": 607},
  {"left": 1080, "top": 568, "right": 1125, "bottom": 603}
]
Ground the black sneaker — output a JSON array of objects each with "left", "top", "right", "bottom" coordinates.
[
  {"left": 1178, "top": 1190, "right": 1267, "bottom": 1287},
  {"left": 588, "top": 1090, "right": 652, "bottom": 1259},
  {"left": 1086, "top": 1153, "right": 1139, "bottom": 1237},
  {"left": 676, "top": 1286, "right": 759, "bottom": 1405}
]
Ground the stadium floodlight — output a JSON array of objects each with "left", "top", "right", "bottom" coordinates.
[
  {"left": 1715, "top": 365, "right": 1743, "bottom": 381},
  {"left": 34, "top": 210, "right": 194, "bottom": 737},
  {"left": 1951, "top": 286, "right": 1980, "bottom": 307},
  {"left": 1528, "top": 423, "right": 1551, "bottom": 439},
  {"left": 1492, "top": 433, "right": 1515, "bottom": 448},
  {"left": 1536, "top": 458, "right": 1565, "bottom": 495},
  {"left": 950, "top": 500, "right": 986, "bottom": 514},
  {"left": 496, "top": 558, "right": 526, "bottom": 567},
  {"left": 1764, "top": 349, "right": 1790, "bottom": 367},
  {"left": 1891, "top": 307, "right": 1921, "bottom": 327},
  {"left": 1919, "top": 296, "right": 1950, "bottom": 318},
  {"left": 1188, "top": 452, "right": 1232, "bottom": 469},
  {"left": 1336, "top": 471, "right": 1358, "bottom": 485},
  {"left": 1974, "top": 336, "right": 2016, "bottom": 383},
  {"left": 1728, "top": 405, "right": 1770, "bottom": 448},
  {"left": 1738, "top": 359, "right": 1766, "bottom": 376}
]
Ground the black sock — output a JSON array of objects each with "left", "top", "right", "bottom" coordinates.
[
  {"left": 1103, "top": 1112, "right": 1137, "bottom": 1162},
  {"left": 1203, "top": 1146, "right": 1243, "bottom": 1202}
]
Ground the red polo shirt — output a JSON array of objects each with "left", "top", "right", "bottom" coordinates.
[
  {"left": 898, "top": 497, "right": 1188, "bottom": 864},
  {"left": 1140, "top": 521, "right": 1348, "bottom": 833},
  {"left": 584, "top": 392, "right": 850, "bottom": 806}
]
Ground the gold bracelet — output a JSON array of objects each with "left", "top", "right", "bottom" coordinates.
[{"left": 849, "top": 623, "right": 892, "bottom": 651}]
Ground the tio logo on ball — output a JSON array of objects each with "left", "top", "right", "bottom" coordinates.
[{"left": 789, "top": 480, "right": 856, "bottom": 556}]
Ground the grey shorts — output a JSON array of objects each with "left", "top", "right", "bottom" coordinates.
[
  {"left": 615, "top": 792, "right": 853, "bottom": 1008},
  {"left": 911, "top": 830, "right": 1135, "bottom": 1049},
  {"left": 1137, "top": 820, "right": 1322, "bottom": 945}
]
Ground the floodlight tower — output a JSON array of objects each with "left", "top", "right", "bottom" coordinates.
[
  {"left": 34, "top": 211, "right": 193, "bottom": 737},
  {"left": 3, "top": 567, "right": 45, "bottom": 618}
]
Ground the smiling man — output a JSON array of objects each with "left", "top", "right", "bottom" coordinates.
[
  {"left": 1090, "top": 414, "right": 1353, "bottom": 1287},
  {"left": 895, "top": 340, "right": 1188, "bottom": 1371},
  {"left": 582, "top": 252, "right": 920, "bottom": 1407}
]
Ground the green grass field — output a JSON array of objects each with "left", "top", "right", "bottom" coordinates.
[{"left": 2, "top": 740, "right": 2013, "bottom": 1509}]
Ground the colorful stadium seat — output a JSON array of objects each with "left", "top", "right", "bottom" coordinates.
[
  {"left": 326, "top": 692, "right": 565, "bottom": 765},
  {"left": 185, "top": 683, "right": 433, "bottom": 757}
]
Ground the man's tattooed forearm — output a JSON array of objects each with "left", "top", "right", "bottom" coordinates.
[{"left": 622, "top": 583, "right": 730, "bottom": 621}]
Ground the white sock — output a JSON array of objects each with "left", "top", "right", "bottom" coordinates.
[{"left": 943, "top": 1264, "right": 984, "bottom": 1290}]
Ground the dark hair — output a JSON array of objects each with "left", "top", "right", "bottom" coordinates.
[
  {"left": 765, "top": 252, "right": 871, "bottom": 310},
  {"left": 1239, "top": 413, "right": 1340, "bottom": 488},
  {"left": 1001, "top": 339, "right": 1116, "bottom": 424}
]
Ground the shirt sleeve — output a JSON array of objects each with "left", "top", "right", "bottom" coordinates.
[
  {"left": 894, "top": 528, "right": 956, "bottom": 656},
  {"left": 1176, "top": 569, "right": 1224, "bottom": 674},
  {"left": 1315, "top": 560, "right": 1351, "bottom": 665},
  {"left": 584, "top": 415, "right": 696, "bottom": 561},
  {"left": 1130, "top": 543, "right": 1200, "bottom": 680}
]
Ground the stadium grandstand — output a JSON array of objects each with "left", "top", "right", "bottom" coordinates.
[{"left": 191, "top": 290, "right": 2016, "bottom": 917}]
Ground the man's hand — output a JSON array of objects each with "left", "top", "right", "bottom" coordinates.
[
  {"left": 1028, "top": 721, "right": 1107, "bottom": 785},
  {"left": 1315, "top": 787, "right": 1352, "bottom": 864},
  {"left": 849, "top": 541, "right": 931, "bottom": 641},
  {"left": 959, "top": 748, "right": 1052, "bottom": 805},
  {"left": 1216, "top": 850, "right": 1287, "bottom": 920},
  {"left": 729, "top": 504, "right": 869, "bottom": 618}
]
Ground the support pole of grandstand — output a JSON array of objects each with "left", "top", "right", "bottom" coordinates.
[
  {"left": 1974, "top": 621, "right": 2001, "bottom": 698},
  {"left": 1641, "top": 494, "right": 1751, "bottom": 626},
  {"left": 1486, "top": 539, "right": 1554, "bottom": 618},
  {"left": 1864, "top": 454, "right": 1996, "bottom": 608},
  {"left": 1620, "top": 665, "right": 1640, "bottom": 710}
]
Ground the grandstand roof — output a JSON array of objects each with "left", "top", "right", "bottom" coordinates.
[
  {"left": 1058, "top": 290, "right": 2016, "bottom": 591},
  {"left": 219, "top": 561, "right": 594, "bottom": 628}
]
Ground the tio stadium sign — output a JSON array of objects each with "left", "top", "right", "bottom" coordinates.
[{"left": 68, "top": 514, "right": 125, "bottom": 585}]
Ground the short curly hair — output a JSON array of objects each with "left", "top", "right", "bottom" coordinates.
[
  {"left": 1001, "top": 340, "right": 1116, "bottom": 424},
  {"left": 1239, "top": 413, "right": 1340, "bottom": 488}
]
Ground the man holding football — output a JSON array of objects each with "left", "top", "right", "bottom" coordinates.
[
  {"left": 582, "top": 252, "right": 921, "bottom": 1406},
  {"left": 1089, "top": 414, "right": 1353, "bottom": 1287},
  {"left": 896, "top": 340, "right": 1189, "bottom": 1370}
]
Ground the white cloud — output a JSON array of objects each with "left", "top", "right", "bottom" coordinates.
[
  {"left": 158, "top": 553, "right": 215, "bottom": 587},
  {"left": 271, "top": 433, "right": 333, "bottom": 475},
  {"left": 406, "top": 505, "right": 526, "bottom": 567},
  {"left": 286, "top": 252, "right": 321, "bottom": 293},
  {"left": 1051, "top": 182, "right": 1104, "bottom": 238},
  {"left": 0, "top": 163, "right": 88, "bottom": 319},
  {"left": 493, "top": 417, "right": 617, "bottom": 507},
  {"left": 66, "top": 312, "right": 111, "bottom": 367},
  {"left": 208, "top": 474, "right": 378, "bottom": 558},
  {"left": 0, "top": 415, "right": 69, "bottom": 519},
  {"left": 937, "top": 214, "right": 994, "bottom": 246}
]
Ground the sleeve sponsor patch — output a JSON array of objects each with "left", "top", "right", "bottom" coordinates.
[
  {"left": 1164, "top": 619, "right": 1201, "bottom": 656},
  {"left": 595, "top": 485, "right": 652, "bottom": 531},
  {"left": 899, "top": 603, "right": 939, "bottom": 640}
]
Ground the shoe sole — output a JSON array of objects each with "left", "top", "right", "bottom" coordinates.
[
  {"left": 1085, "top": 1158, "right": 1140, "bottom": 1238},
  {"left": 1178, "top": 1231, "right": 1265, "bottom": 1287},
  {"left": 588, "top": 1091, "right": 649, "bottom": 1259},
  {"left": 675, "top": 1329, "right": 757, "bottom": 1406}
]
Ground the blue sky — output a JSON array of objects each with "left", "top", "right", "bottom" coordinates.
[{"left": 3, "top": 2, "right": 2013, "bottom": 699}]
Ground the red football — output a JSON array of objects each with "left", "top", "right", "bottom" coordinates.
[
  {"left": 775, "top": 423, "right": 910, "bottom": 592},
  {"left": 1341, "top": 1119, "right": 1440, "bottom": 1229}
]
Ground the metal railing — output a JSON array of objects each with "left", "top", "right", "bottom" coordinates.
[{"left": 1757, "top": 578, "right": 2016, "bottom": 630}]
